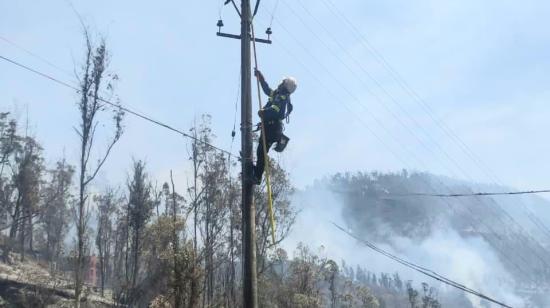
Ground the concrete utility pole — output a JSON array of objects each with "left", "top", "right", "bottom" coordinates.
[
  {"left": 216, "top": 1, "right": 271, "bottom": 307},
  {"left": 239, "top": 0, "right": 258, "bottom": 307}
]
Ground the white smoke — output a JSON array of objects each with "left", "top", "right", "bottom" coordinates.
[{"left": 283, "top": 185, "right": 533, "bottom": 307}]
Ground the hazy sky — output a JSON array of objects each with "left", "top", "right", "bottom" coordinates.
[{"left": 2, "top": 0, "right": 550, "bottom": 192}]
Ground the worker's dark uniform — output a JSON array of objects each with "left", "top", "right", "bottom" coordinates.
[{"left": 254, "top": 76, "right": 291, "bottom": 183}]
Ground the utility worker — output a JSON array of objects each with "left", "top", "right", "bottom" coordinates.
[{"left": 253, "top": 69, "right": 297, "bottom": 184}]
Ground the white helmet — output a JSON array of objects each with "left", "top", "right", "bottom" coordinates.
[{"left": 282, "top": 77, "right": 297, "bottom": 94}]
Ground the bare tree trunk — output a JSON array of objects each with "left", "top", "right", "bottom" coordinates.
[
  {"left": 28, "top": 215, "right": 34, "bottom": 255},
  {"left": 170, "top": 171, "right": 183, "bottom": 308},
  {"left": 74, "top": 32, "right": 92, "bottom": 308},
  {"left": 204, "top": 189, "right": 211, "bottom": 308},
  {"left": 100, "top": 250, "right": 105, "bottom": 296},
  {"left": 98, "top": 225, "right": 105, "bottom": 297},
  {"left": 229, "top": 191, "right": 236, "bottom": 307},
  {"left": 189, "top": 141, "right": 199, "bottom": 308},
  {"left": 19, "top": 211, "right": 26, "bottom": 261},
  {"left": 125, "top": 203, "right": 130, "bottom": 289},
  {"left": 8, "top": 192, "right": 22, "bottom": 259},
  {"left": 105, "top": 237, "right": 111, "bottom": 294},
  {"left": 9, "top": 198, "right": 20, "bottom": 240},
  {"left": 75, "top": 147, "right": 86, "bottom": 308},
  {"left": 132, "top": 223, "right": 140, "bottom": 290}
]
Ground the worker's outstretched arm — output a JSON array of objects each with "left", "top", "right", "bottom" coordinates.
[{"left": 254, "top": 69, "right": 272, "bottom": 95}]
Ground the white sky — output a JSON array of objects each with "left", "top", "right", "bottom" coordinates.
[{"left": 2, "top": 0, "right": 550, "bottom": 193}]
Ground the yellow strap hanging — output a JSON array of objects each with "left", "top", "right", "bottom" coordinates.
[{"left": 251, "top": 21, "right": 276, "bottom": 246}]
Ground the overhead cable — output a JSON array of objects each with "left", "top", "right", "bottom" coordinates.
[
  {"left": 0, "top": 35, "right": 73, "bottom": 77},
  {"left": 272, "top": 2, "right": 550, "bottom": 271},
  {"left": 267, "top": 18, "right": 541, "bottom": 280},
  {"left": 0, "top": 55, "right": 238, "bottom": 159},
  {"left": 317, "top": 0, "right": 550, "bottom": 243},
  {"left": 268, "top": 0, "right": 280, "bottom": 27},
  {"left": 333, "top": 223, "right": 513, "bottom": 308},
  {"left": 387, "top": 189, "right": 550, "bottom": 198}
]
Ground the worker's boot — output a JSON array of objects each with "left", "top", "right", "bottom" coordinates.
[{"left": 274, "top": 134, "right": 290, "bottom": 152}]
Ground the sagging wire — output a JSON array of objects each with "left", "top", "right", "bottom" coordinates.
[
  {"left": 333, "top": 223, "right": 513, "bottom": 308},
  {"left": 0, "top": 55, "right": 238, "bottom": 159},
  {"left": 269, "top": 0, "right": 280, "bottom": 28},
  {"left": 230, "top": 69, "right": 240, "bottom": 151}
]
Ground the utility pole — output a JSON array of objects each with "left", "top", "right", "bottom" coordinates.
[
  {"left": 216, "top": 1, "right": 271, "bottom": 307},
  {"left": 239, "top": 0, "right": 258, "bottom": 307}
]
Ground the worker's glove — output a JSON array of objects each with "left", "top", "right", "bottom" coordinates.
[
  {"left": 253, "top": 123, "right": 262, "bottom": 132},
  {"left": 258, "top": 109, "right": 265, "bottom": 118},
  {"left": 254, "top": 69, "right": 263, "bottom": 80}
]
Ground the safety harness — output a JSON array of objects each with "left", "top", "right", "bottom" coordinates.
[
  {"left": 254, "top": 88, "right": 292, "bottom": 153},
  {"left": 266, "top": 90, "right": 293, "bottom": 123}
]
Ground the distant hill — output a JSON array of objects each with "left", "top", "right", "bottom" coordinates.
[{"left": 292, "top": 171, "right": 550, "bottom": 306}]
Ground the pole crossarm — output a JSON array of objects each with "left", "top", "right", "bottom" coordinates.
[{"left": 217, "top": 32, "right": 272, "bottom": 44}]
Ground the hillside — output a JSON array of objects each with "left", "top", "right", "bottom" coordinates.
[
  {"left": 289, "top": 171, "right": 550, "bottom": 307},
  {"left": 0, "top": 251, "right": 112, "bottom": 307}
]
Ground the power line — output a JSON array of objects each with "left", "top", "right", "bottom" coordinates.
[
  {"left": 0, "top": 54, "right": 238, "bottom": 159},
  {"left": 273, "top": 1, "right": 550, "bottom": 273},
  {"left": 268, "top": 0, "right": 280, "bottom": 27},
  {"left": 319, "top": 0, "right": 550, "bottom": 245},
  {"left": 275, "top": 1, "right": 549, "bottom": 275},
  {"left": 320, "top": 0, "right": 500, "bottom": 183},
  {"left": 333, "top": 222, "right": 514, "bottom": 308},
  {"left": 387, "top": 189, "right": 550, "bottom": 198},
  {"left": 218, "top": 0, "right": 225, "bottom": 19},
  {"left": 273, "top": 19, "right": 428, "bottom": 170},
  {"left": 292, "top": 0, "right": 474, "bottom": 181},
  {"left": 0, "top": 35, "right": 152, "bottom": 117},
  {"left": 261, "top": 15, "right": 543, "bottom": 280},
  {"left": 315, "top": 0, "right": 550, "bottom": 264},
  {"left": 5, "top": 15, "right": 547, "bottom": 282},
  {"left": 0, "top": 35, "right": 74, "bottom": 78},
  {"left": 280, "top": 0, "right": 503, "bottom": 198},
  {"left": 228, "top": 69, "right": 241, "bottom": 174}
]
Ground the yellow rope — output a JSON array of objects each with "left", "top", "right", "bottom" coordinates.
[{"left": 251, "top": 21, "right": 276, "bottom": 245}]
